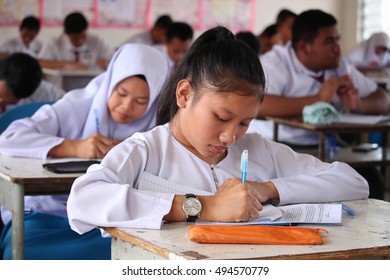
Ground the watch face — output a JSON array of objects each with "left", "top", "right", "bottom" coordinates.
[{"left": 183, "top": 197, "right": 202, "bottom": 216}]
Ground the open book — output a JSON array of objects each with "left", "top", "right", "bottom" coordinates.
[
  {"left": 249, "top": 203, "right": 342, "bottom": 225},
  {"left": 138, "top": 172, "right": 343, "bottom": 226}
]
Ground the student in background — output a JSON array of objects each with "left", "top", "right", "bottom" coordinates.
[
  {"left": 0, "top": 53, "right": 64, "bottom": 114},
  {"left": 0, "top": 15, "right": 42, "bottom": 58},
  {"left": 38, "top": 12, "right": 113, "bottom": 70},
  {"left": 0, "top": 44, "right": 168, "bottom": 259},
  {"left": 274, "top": 9, "right": 297, "bottom": 45},
  {"left": 236, "top": 31, "right": 260, "bottom": 55},
  {"left": 123, "top": 14, "right": 173, "bottom": 46},
  {"left": 258, "top": 24, "right": 277, "bottom": 54},
  {"left": 346, "top": 32, "right": 390, "bottom": 67},
  {"left": 154, "top": 21, "right": 194, "bottom": 73},
  {"left": 250, "top": 9, "right": 390, "bottom": 199},
  {"left": 66, "top": 26, "right": 368, "bottom": 235}
]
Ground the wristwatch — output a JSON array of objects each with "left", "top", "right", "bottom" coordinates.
[{"left": 182, "top": 194, "right": 202, "bottom": 222}]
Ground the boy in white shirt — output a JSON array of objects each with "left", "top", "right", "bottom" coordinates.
[
  {"left": 0, "top": 15, "right": 42, "bottom": 58},
  {"left": 38, "top": 12, "right": 113, "bottom": 70}
]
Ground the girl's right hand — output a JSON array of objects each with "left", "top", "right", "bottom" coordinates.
[
  {"left": 202, "top": 178, "right": 263, "bottom": 222},
  {"left": 74, "top": 133, "right": 120, "bottom": 159}
]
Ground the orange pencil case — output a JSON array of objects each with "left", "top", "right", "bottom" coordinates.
[{"left": 188, "top": 225, "right": 328, "bottom": 245}]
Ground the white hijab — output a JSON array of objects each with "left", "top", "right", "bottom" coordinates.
[
  {"left": 52, "top": 43, "right": 169, "bottom": 140},
  {"left": 347, "top": 32, "right": 390, "bottom": 67}
]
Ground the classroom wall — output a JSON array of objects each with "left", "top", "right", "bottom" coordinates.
[{"left": 0, "top": 0, "right": 360, "bottom": 53}]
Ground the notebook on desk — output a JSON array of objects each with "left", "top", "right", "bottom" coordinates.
[{"left": 332, "top": 113, "right": 390, "bottom": 125}]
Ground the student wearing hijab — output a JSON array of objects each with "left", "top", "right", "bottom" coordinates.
[
  {"left": 0, "top": 43, "right": 168, "bottom": 259},
  {"left": 346, "top": 32, "right": 390, "bottom": 67}
]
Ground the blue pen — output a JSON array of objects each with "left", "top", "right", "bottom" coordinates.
[
  {"left": 93, "top": 108, "right": 100, "bottom": 134},
  {"left": 240, "top": 149, "right": 248, "bottom": 183},
  {"left": 342, "top": 204, "right": 356, "bottom": 217}
]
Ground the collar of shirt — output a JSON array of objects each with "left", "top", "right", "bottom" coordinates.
[{"left": 288, "top": 43, "right": 325, "bottom": 80}]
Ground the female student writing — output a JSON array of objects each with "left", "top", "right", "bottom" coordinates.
[
  {"left": 0, "top": 43, "right": 169, "bottom": 259},
  {"left": 67, "top": 27, "right": 368, "bottom": 233}
]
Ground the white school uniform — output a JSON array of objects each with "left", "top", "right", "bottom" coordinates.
[
  {"left": 67, "top": 124, "right": 368, "bottom": 234},
  {"left": 123, "top": 31, "right": 153, "bottom": 46},
  {"left": 249, "top": 43, "right": 377, "bottom": 145},
  {"left": 154, "top": 44, "right": 175, "bottom": 73},
  {"left": 0, "top": 37, "right": 42, "bottom": 57},
  {"left": 346, "top": 32, "right": 390, "bottom": 67},
  {"left": 38, "top": 33, "right": 113, "bottom": 65},
  {"left": 5, "top": 80, "right": 65, "bottom": 111},
  {"left": 0, "top": 43, "right": 169, "bottom": 225}
]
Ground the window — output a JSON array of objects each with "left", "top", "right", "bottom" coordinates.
[{"left": 360, "top": 0, "right": 390, "bottom": 40}]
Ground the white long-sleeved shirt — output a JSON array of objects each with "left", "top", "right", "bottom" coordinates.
[
  {"left": 67, "top": 124, "right": 369, "bottom": 234},
  {"left": 0, "top": 37, "right": 42, "bottom": 57},
  {"left": 38, "top": 34, "right": 113, "bottom": 64},
  {"left": 5, "top": 80, "right": 65, "bottom": 111},
  {"left": 249, "top": 43, "right": 377, "bottom": 144}
]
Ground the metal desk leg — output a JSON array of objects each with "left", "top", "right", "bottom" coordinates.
[
  {"left": 381, "top": 132, "right": 388, "bottom": 176},
  {"left": 11, "top": 183, "right": 25, "bottom": 259},
  {"left": 0, "top": 179, "right": 25, "bottom": 259},
  {"left": 273, "top": 122, "right": 279, "bottom": 142},
  {"left": 318, "top": 133, "right": 326, "bottom": 161}
]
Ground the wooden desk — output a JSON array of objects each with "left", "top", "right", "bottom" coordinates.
[
  {"left": 265, "top": 116, "right": 390, "bottom": 164},
  {"left": 43, "top": 67, "right": 103, "bottom": 92},
  {"left": 0, "top": 156, "right": 81, "bottom": 259},
  {"left": 356, "top": 66, "right": 390, "bottom": 90},
  {"left": 105, "top": 199, "right": 390, "bottom": 260}
]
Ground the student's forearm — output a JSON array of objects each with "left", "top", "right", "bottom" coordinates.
[
  {"left": 48, "top": 139, "right": 80, "bottom": 158},
  {"left": 356, "top": 88, "right": 390, "bottom": 114},
  {"left": 257, "top": 95, "right": 320, "bottom": 118}
]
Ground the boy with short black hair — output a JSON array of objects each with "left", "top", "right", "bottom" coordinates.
[
  {"left": 0, "top": 53, "right": 64, "bottom": 113},
  {"left": 155, "top": 21, "right": 194, "bottom": 73}
]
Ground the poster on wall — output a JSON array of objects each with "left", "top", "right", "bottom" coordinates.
[
  {"left": 42, "top": 0, "right": 94, "bottom": 26},
  {"left": 0, "top": 0, "right": 254, "bottom": 31},
  {"left": 150, "top": 0, "right": 198, "bottom": 28},
  {"left": 0, "top": 0, "right": 39, "bottom": 25},
  {"left": 97, "top": 0, "right": 148, "bottom": 27},
  {"left": 201, "top": 0, "right": 254, "bottom": 31}
]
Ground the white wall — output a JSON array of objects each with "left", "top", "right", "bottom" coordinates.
[{"left": 0, "top": 0, "right": 360, "bottom": 53}]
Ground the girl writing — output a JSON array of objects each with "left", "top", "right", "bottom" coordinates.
[{"left": 67, "top": 26, "right": 368, "bottom": 234}]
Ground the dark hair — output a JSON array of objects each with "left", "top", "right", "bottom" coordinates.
[
  {"left": 20, "top": 15, "right": 40, "bottom": 31},
  {"left": 276, "top": 9, "right": 297, "bottom": 26},
  {"left": 156, "top": 26, "right": 266, "bottom": 125},
  {"left": 154, "top": 15, "right": 173, "bottom": 29},
  {"left": 235, "top": 31, "right": 260, "bottom": 54},
  {"left": 0, "top": 53, "right": 42, "bottom": 98},
  {"left": 292, "top": 9, "right": 337, "bottom": 50},
  {"left": 259, "top": 24, "right": 277, "bottom": 38},
  {"left": 64, "top": 12, "right": 88, "bottom": 34},
  {"left": 166, "top": 22, "right": 194, "bottom": 42}
]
